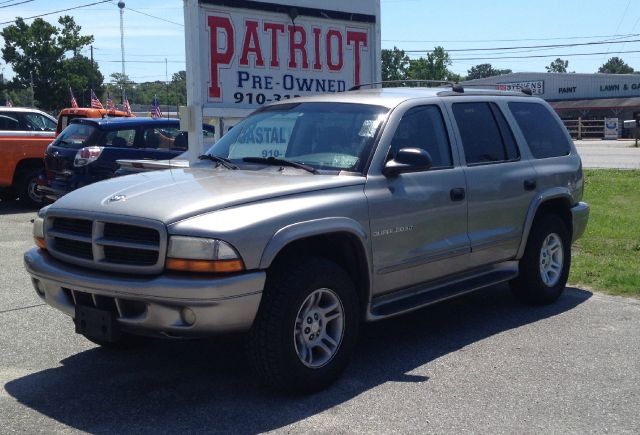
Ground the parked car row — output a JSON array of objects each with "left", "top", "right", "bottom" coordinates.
[{"left": 0, "top": 106, "right": 215, "bottom": 206}]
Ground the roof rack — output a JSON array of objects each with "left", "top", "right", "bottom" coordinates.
[
  {"left": 349, "top": 80, "right": 534, "bottom": 96},
  {"left": 349, "top": 80, "right": 465, "bottom": 93}
]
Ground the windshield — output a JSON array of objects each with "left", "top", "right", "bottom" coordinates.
[
  {"left": 52, "top": 123, "right": 99, "bottom": 149},
  {"left": 206, "top": 102, "right": 388, "bottom": 173}
]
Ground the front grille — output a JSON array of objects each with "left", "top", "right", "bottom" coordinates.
[
  {"left": 54, "top": 237, "right": 93, "bottom": 259},
  {"left": 62, "top": 288, "right": 146, "bottom": 318},
  {"left": 53, "top": 218, "right": 92, "bottom": 236},
  {"left": 104, "top": 245, "right": 158, "bottom": 265},
  {"left": 104, "top": 223, "right": 160, "bottom": 245},
  {"left": 46, "top": 214, "right": 166, "bottom": 274}
]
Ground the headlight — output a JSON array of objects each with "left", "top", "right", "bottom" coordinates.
[
  {"left": 33, "top": 206, "right": 49, "bottom": 249},
  {"left": 165, "top": 236, "right": 244, "bottom": 273}
]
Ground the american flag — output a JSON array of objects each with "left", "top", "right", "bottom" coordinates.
[
  {"left": 151, "top": 95, "right": 162, "bottom": 118},
  {"left": 106, "top": 91, "right": 116, "bottom": 111},
  {"left": 122, "top": 91, "right": 132, "bottom": 116},
  {"left": 90, "top": 89, "right": 104, "bottom": 110},
  {"left": 5, "top": 98, "right": 12, "bottom": 107},
  {"left": 70, "top": 87, "right": 78, "bottom": 108}
]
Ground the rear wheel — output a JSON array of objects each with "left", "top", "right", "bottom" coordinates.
[
  {"left": 511, "top": 214, "right": 571, "bottom": 304},
  {"left": 17, "top": 168, "right": 44, "bottom": 208},
  {"left": 246, "top": 257, "right": 359, "bottom": 393}
]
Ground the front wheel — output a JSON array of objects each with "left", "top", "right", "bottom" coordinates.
[
  {"left": 246, "top": 257, "right": 359, "bottom": 393},
  {"left": 17, "top": 169, "right": 44, "bottom": 208},
  {"left": 511, "top": 214, "right": 571, "bottom": 304}
]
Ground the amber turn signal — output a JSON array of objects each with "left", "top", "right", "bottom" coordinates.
[
  {"left": 34, "top": 236, "right": 46, "bottom": 249},
  {"left": 165, "top": 258, "right": 244, "bottom": 273}
]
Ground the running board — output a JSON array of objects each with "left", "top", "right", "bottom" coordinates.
[{"left": 369, "top": 262, "right": 518, "bottom": 320}]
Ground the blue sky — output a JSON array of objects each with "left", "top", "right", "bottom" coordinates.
[{"left": 1, "top": 0, "right": 640, "bottom": 83}]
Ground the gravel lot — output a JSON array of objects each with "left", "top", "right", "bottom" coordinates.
[
  {"left": 1, "top": 200, "right": 639, "bottom": 434},
  {"left": 574, "top": 139, "right": 640, "bottom": 169}
]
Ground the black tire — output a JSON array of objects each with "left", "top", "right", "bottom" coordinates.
[
  {"left": 511, "top": 214, "right": 571, "bottom": 305},
  {"left": 246, "top": 257, "right": 360, "bottom": 393},
  {"left": 0, "top": 188, "right": 16, "bottom": 202},
  {"left": 17, "top": 168, "right": 44, "bottom": 208}
]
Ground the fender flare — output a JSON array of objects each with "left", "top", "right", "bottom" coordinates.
[
  {"left": 516, "top": 187, "right": 573, "bottom": 259},
  {"left": 259, "top": 217, "right": 370, "bottom": 272}
]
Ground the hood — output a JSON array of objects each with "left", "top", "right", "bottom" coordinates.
[{"left": 50, "top": 166, "right": 365, "bottom": 223}]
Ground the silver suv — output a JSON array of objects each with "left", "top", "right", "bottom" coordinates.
[{"left": 24, "top": 86, "right": 589, "bottom": 392}]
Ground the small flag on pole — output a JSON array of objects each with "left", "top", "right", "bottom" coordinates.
[
  {"left": 90, "top": 89, "right": 104, "bottom": 110},
  {"left": 106, "top": 91, "right": 116, "bottom": 111},
  {"left": 151, "top": 95, "right": 162, "bottom": 118},
  {"left": 70, "top": 87, "right": 78, "bottom": 108},
  {"left": 5, "top": 98, "right": 12, "bottom": 107},
  {"left": 122, "top": 91, "right": 132, "bottom": 116}
]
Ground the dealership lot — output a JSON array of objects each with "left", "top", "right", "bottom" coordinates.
[{"left": 1, "top": 200, "right": 639, "bottom": 433}]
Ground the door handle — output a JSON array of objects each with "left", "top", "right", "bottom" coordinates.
[
  {"left": 524, "top": 179, "right": 537, "bottom": 191},
  {"left": 450, "top": 187, "right": 466, "bottom": 201}
]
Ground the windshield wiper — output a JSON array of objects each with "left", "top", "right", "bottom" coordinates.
[
  {"left": 199, "top": 154, "right": 238, "bottom": 170},
  {"left": 242, "top": 156, "right": 318, "bottom": 174}
]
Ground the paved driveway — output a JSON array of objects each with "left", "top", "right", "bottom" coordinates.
[
  {"left": 574, "top": 139, "right": 640, "bottom": 169},
  {"left": 1, "top": 201, "right": 639, "bottom": 434}
]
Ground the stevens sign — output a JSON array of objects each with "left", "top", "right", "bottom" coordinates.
[{"left": 202, "top": 5, "right": 377, "bottom": 109}]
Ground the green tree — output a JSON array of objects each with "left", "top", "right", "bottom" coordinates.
[
  {"left": 1, "top": 16, "right": 99, "bottom": 110},
  {"left": 546, "top": 58, "right": 569, "bottom": 73},
  {"left": 407, "top": 47, "right": 459, "bottom": 83},
  {"left": 598, "top": 57, "right": 634, "bottom": 74},
  {"left": 381, "top": 47, "right": 410, "bottom": 81},
  {"left": 466, "top": 63, "right": 512, "bottom": 80}
]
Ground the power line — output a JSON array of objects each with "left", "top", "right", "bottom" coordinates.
[
  {"left": 0, "top": 0, "right": 35, "bottom": 9},
  {"left": 107, "top": 0, "right": 183, "bottom": 26},
  {"left": 383, "top": 33, "right": 640, "bottom": 44},
  {"left": 451, "top": 48, "right": 640, "bottom": 62},
  {"left": 404, "top": 37, "right": 640, "bottom": 54},
  {"left": 0, "top": 0, "right": 111, "bottom": 25}
]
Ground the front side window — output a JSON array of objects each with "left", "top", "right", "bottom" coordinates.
[
  {"left": 452, "top": 102, "right": 518, "bottom": 165},
  {"left": 22, "top": 113, "right": 56, "bottom": 131},
  {"left": 389, "top": 105, "right": 452, "bottom": 169},
  {"left": 207, "top": 102, "right": 389, "bottom": 173},
  {"left": 143, "top": 127, "right": 183, "bottom": 149},
  {"left": 508, "top": 102, "right": 571, "bottom": 159}
]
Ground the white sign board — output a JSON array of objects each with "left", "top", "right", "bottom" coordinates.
[
  {"left": 496, "top": 80, "right": 545, "bottom": 95},
  {"left": 604, "top": 117, "right": 619, "bottom": 139},
  {"left": 199, "top": 2, "right": 378, "bottom": 112}
]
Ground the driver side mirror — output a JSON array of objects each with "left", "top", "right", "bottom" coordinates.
[{"left": 383, "top": 147, "right": 432, "bottom": 176}]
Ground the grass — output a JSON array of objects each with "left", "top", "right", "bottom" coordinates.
[{"left": 568, "top": 169, "right": 640, "bottom": 298}]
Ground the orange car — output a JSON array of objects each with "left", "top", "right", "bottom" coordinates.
[
  {"left": 0, "top": 107, "right": 134, "bottom": 207},
  {"left": 56, "top": 107, "right": 133, "bottom": 135}
]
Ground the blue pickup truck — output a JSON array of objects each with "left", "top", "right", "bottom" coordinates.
[{"left": 38, "top": 117, "right": 215, "bottom": 201}]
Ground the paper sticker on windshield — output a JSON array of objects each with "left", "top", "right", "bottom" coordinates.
[
  {"left": 228, "top": 124, "right": 291, "bottom": 159},
  {"left": 358, "top": 119, "right": 381, "bottom": 138}
]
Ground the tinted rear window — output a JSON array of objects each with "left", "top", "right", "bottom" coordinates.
[
  {"left": 452, "top": 102, "right": 518, "bottom": 165},
  {"left": 53, "top": 123, "right": 98, "bottom": 149},
  {"left": 508, "top": 102, "right": 571, "bottom": 158}
]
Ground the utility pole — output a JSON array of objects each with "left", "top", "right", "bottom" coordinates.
[
  {"left": 29, "top": 71, "right": 34, "bottom": 107},
  {"left": 90, "top": 44, "right": 95, "bottom": 92},
  {"left": 165, "top": 58, "right": 169, "bottom": 118},
  {"left": 118, "top": 1, "right": 126, "bottom": 101}
]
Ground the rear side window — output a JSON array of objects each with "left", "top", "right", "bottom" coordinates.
[
  {"left": 103, "top": 129, "right": 136, "bottom": 148},
  {"left": 508, "top": 102, "right": 571, "bottom": 158},
  {"left": 0, "top": 114, "right": 20, "bottom": 130},
  {"left": 452, "top": 102, "right": 519, "bottom": 165},
  {"left": 389, "top": 105, "right": 452, "bottom": 168}
]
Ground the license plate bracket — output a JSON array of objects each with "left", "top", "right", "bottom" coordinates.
[{"left": 75, "top": 304, "right": 121, "bottom": 342}]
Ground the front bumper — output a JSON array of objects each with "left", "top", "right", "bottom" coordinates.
[
  {"left": 24, "top": 248, "right": 265, "bottom": 337},
  {"left": 571, "top": 201, "right": 590, "bottom": 242}
]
